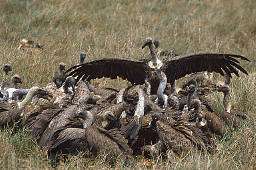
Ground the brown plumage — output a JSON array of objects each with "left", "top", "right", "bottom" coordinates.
[
  {"left": 0, "top": 101, "right": 22, "bottom": 127},
  {"left": 156, "top": 120, "right": 194, "bottom": 155},
  {"left": 47, "top": 126, "right": 132, "bottom": 166},
  {"left": 47, "top": 128, "right": 89, "bottom": 167},
  {"left": 38, "top": 105, "right": 86, "bottom": 148},
  {"left": 200, "top": 110, "right": 226, "bottom": 136},
  {"left": 24, "top": 106, "right": 63, "bottom": 142}
]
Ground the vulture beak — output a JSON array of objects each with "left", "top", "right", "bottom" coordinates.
[
  {"left": 153, "top": 40, "right": 160, "bottom": 48},
  {"left": 142, "top": 41, "right": 150, "bottom": 49}
]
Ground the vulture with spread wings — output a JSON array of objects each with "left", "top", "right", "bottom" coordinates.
[{"left": 65, "top": 38, "right": 250, "bottom": 94}]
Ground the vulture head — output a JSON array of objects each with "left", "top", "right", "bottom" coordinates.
[
  {"left": 2, "top": 64, "right": 12, "bottom": 75},
  {"left": 59, "top": 62, "right": 66, "bottom": 71},
  {"left": 142, "top": 37, "right": 153, "bottom": 49},
  {"left": 142, "top": 37, "right": 163, "bottom": 69},
  {"left": 79, "top": 52, "right": 86, "bottom": 64},
  {"left": 11, "top": 74, "right": 23, "bottom": 85},
  {"left": 80, "top": 110, "right": 94, "bottom": 129},
  {"left": 153, "top": 40, "right": 160, "bottom": 48},
  {"left": 62, "top": 76, "right": 76, "bottom": 94},
  {"left": 142, "top": 37, "right": 160, "bottom": 49},
  {"left": 187, "top": 84, "right": 196, "bottom": 94},
  {"left": 149, "top": 112, "right": 162, "bottom": 128},
  {"left": 32, "top": 87, "right": 53, "bottom": 100}
]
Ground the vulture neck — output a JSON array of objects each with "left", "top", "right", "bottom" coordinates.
[
  {"left": 149, "top": 43, "right": 157, "bottom": 62},
  {"left": 224, "top": 73, "right": 231, "bottom": 85},
  {"left": 18, "top": 87, "right": 38, "bottom": 109},
  {"left": 157, "top": 71, "right": 168, "bottom": 107},
  {"left": 116, "top": 88, "right": 126, "bottom": 104},
  {"left": 83, "top": 111, "right": 94, "bottom": 129},
  {"left": 148, "top": 43, "right": 163, "bottom": 69},
  {"left": 187, "top": 89, "right": 197, "bottom": 109},
  {"left": 222, "top": 74, "right": 231, "bottom": 113},
  {"left": 79, "top": 52, "right": 86, "bottom": 64},
  {"left": 134, "top": 87, "right": 145, "bottom": 119},
  {"left": 144, "top": 78, "right": 151, "bottom": 95},
  {"left": 223, "top": 86, "right": 231, "bottom": 113}
]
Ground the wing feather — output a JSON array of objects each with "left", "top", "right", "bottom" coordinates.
[
  {"left": 163, "top": 53, "right": 250, "bottom": 81},
  {"left": 65, "top": 59, "right": 149, "bottom": 85}
]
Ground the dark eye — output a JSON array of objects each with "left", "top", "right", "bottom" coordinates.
[{"left": 78, "top": 111, "right": 86, "bottom": 116}]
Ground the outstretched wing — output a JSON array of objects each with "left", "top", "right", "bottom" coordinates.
[
  {"left": 65, "top": 59, "right": 150, "bottom": 85},
  {"left": 163, "top": 53, "right": 250, "bottom": 82}
]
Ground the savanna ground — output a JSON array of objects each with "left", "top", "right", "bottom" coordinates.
[{"left": 0, "top": 0, "right": 256, "bottom": 169}]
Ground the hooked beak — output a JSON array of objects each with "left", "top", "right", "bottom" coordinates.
[
  {"left": 142, "top": 41, "right": 150, "bottom": 49},
  {"left": 142, "top": 37, "right": 154, "bottom": 49}
]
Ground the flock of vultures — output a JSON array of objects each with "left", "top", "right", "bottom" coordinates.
[{"left": 0, "top": 37, "right": 251, "bottom": 166}]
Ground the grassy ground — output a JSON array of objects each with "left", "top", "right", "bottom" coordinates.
[{"left": 0, "top": 0, "right": 256, "bottom": 169}]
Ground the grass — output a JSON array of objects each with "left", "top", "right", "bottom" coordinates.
[{"left": 0, "top": 0, "right": 256, "bottom": 169}]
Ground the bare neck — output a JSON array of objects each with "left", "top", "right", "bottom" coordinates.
[
  {"left": 187, "top": 90, "right": 197, "bottom": 109},
  {"left": 117, "top": 88, "right": 126, "bottom": 104},
  {"left": 149, "top": 43, "right": 158, "bottom": 63},
  {"left": 18, "top": 88, "right": 37, "bottom": 109},
  {"left": 157, "top": 72, "right": 167, "bottom": 102},
  {"left": 144, "top": 78, "right": 151, "bottom": 95},
  {"left": 83, "top": 111, "right": 94, "bottom": 128},
  {"left": 223, "top": 88, "right": 231, "bottom": 113},
  {"left": 134, "top": 88, "right": 145, "bottom": 118}
]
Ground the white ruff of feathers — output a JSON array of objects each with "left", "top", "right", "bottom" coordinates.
[{"left": 148, "top": 58, "right": 163, "bottom": 69}]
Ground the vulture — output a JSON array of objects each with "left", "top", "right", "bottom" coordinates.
[
  {"left": 79, "top": 52, "right": 86, "bottom": 64},
  {"left": 1, "top": 74, "right": 23, "bottom": 91},
  {"left": 52, "top": 62, "right": 66, "bottom": 88},
  {"left": 66, "top": 37, "right": 250, "bottom": 94},
  {"left": 45, "top": 107, "right": 132, "bottom": 167},
  {"left": 217, "top": 74, "right": 246, "bottom": 128},
  {"left": 0, "top": 86, "right": 51, "bottom": 127},
  {"left": 179, "top": 82, "right": 226, "bottom": 136},
  {"left": 2, "top": 64, "right": 12, "bottom": 75}
]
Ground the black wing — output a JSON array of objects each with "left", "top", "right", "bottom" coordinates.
[
  {"left": 163, "top": 53, "right": 250, "bottom": 82},
  {"left": 65, "top": 59, "right": 150, "bottom": 85}
]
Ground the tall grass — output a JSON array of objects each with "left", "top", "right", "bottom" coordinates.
[{"left": 0, "top": 0, "right": 256, "bottom": 169}]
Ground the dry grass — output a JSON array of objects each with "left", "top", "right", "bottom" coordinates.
[{"left": 0, "top": 0, "right": 256, "bottom": 169}]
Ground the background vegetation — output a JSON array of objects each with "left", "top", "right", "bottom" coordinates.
[{"left": 0, "top": 0, "right": 255, "bottom": 169}]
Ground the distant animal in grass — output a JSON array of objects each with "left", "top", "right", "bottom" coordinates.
[{"left": 18, "top": 38, "right": 43, "bottom": 50}]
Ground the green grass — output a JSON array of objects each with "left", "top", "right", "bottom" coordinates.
[{"left": 0, "top": 0, "right": 256, "bottom": 169}]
